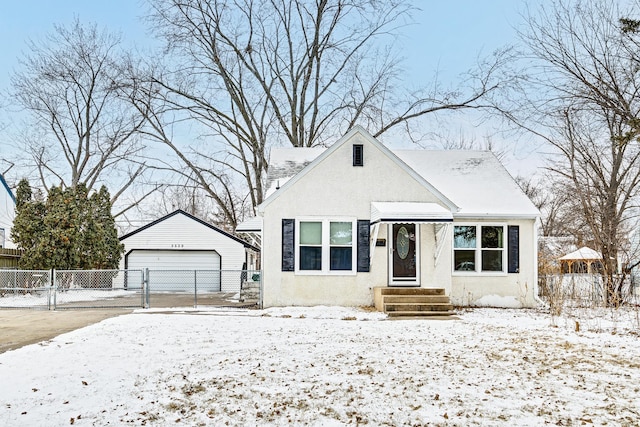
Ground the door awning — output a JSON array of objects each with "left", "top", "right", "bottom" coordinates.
[
  {"left": 236, "top": 216, "right": 263, "bottom": 233},
  {"left": 370, "top": 202, "right": 453, "bottom": 224},
  {"left": 235, "top": 216, "right": 263, "bottom": 249}
]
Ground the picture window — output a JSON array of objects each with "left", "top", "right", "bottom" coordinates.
[
  {"left": 297, "top": 219, "right": 356, "bottom": 273},
  {"left": 454, "top": 224, "right": 505, "bottom": 273}
]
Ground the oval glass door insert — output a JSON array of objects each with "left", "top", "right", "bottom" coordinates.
[{"left": 396, "top": 226, "right": 410, "bottom": 259}]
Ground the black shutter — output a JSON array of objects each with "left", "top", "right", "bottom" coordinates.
[
  {"left": 357, "top": 220, "right": 370, "bottom": 272},
  {"left": 508, "top": 225, "right": 519, "bottom": 273},
  {"left": 282, "top": 219, "right": 295, "bottom": 272}
]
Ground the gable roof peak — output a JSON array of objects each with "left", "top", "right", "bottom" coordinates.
[
  {"left": 258, "top": 126, "right": 459, "bottom": 213},
  {"left": 120, "top": 209, "right": 258, "bottom": 250}
]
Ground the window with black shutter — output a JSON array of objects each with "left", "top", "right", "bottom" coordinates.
[
  {"left": 453, "top": 223, "right": 509, "bottom": 273},
  {"left": 289, "top": 218, "right": 359, "bottom": 274}
]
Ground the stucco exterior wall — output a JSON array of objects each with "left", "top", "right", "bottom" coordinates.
[
  {"left": 261, "top": 132, "right": 451, "bottom": 307},
  {"left": 449, "top": 218, "right": 538, "bottom": 308}
]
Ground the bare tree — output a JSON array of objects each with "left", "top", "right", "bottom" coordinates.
[
  {"left": 135, "top": 0, "right": 514, "bottom": 228},
  {"left": 152, "top": 183, "right": 223, "bottom": 222},
  {"left": 431, "top": 129, "right": 508, "bottom": 162},
  {"left": 9, "top": 19, "right": 155, "bottom": 214},
  {"left": 518, "top": 0, "right": 640, "bottom": 305},
  {"left": 120, "top": 62, "right": 251, "bottom": 228},
  {"left": 1, "top": 160, "right": 14, "bottom": 179},
  {"left": 516, "top": 173, "right": 587, "bottom": 239},
  {"left": 0, "top": 101, "right": 15, "bottom": 179}
]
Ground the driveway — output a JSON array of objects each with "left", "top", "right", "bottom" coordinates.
[
  {"left": 0, "top": 309, "right": 132, "bottom": 354},
  {"left": 0, "top": 292, "right": 257, "bottom": 353}
]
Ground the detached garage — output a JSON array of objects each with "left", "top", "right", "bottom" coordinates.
[{"left": 119, "top": 210, "right": 259, "bottom": 292}]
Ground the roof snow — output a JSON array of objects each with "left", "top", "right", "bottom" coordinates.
[
  {"left": 265, "top": 147, "right": 326, "bottom": 199},
  {"left": 559, "top": 247, "right": 602, "bottom": 261},
  {"left": 395, "top": 150, "right": 538, "bottom": 218},
  {"left": 265, "top": 146, "right": 538, "bottom": 219}
]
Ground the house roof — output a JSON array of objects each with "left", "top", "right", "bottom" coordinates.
[
  {"left": 559, "top": 247, "right": 602, "bottom": 261},
  {"left": 261, "top": 127, "right": 539, "bottom": 219},
  {"left": 260, "top": 126, "right": 458, "bottom": 213},
  {"left": 120, "top": 209, "right": 259, "bottom": 251},
  {"left": 264, "top": 147, "right": 326, "bottom": 200},
  {"left": 395, "top": 150, "right": 539, "bottom": 219}
]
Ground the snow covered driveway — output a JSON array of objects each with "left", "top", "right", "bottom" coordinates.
[{"left": 0, "top": 307, "right": 638, "bottom": 426}]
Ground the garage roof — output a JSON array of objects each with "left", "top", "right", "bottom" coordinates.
[{"left": 120, "top": 210, "right": 259, "bottom": 252}]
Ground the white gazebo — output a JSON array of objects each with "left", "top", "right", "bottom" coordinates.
[{"left": 559, "top": 247, "right": 603, "bottom": 274}]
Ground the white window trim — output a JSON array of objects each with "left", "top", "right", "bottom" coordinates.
[
  {"left": 452, "top": 223, "right": 508, "bottom": 276},
  {"left": 295, "top": 217, "right": 357, "bottom": 275}
]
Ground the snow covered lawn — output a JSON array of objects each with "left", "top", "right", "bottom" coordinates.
[{"left": 0, "top": 307, "right": 638, "bottom": 426}]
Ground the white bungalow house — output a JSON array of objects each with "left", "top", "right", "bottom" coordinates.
[
  {"left": 120, "top": 210, "right": 259, "bottom": 292},
  {"left": 0, "top": 174, "right": 16, "bottom": 249},
  {"left": 250, "top": 126, "right": 540, "bottom": 311}
]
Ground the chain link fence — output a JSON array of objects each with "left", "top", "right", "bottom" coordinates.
[
  {"left": 144, "top": 269, "right": 261, "bottom": 308},
  {"left": 0, "top": 269, "right": 144, "bottom": 310},
  {"left": 0, "top": 269, "right": 261, "bottom": 310},
  {"left": 53, "top": 270, "right": 145, "bottom": 309},
  {"left": 0, "top": 270, "right": 52, "bottom": 309}
]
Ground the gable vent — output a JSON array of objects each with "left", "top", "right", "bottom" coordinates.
[{"left": 353, "top": 144, "right": 364, "bottom": 166}]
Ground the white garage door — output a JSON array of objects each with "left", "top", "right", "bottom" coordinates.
[{"left": 127, "top": 250, "right": 221, "bottom": 291}]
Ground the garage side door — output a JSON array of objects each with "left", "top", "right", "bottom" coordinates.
[{"left": 127, "top": 250, "right": 221, "bottom": 291}]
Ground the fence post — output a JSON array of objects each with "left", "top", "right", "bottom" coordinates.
[
  {"left": 144, "top": 268, "right": 150, "bottom": 308},
  {"left": 47, "top": 270, "right": 51, "bottom": 310},
  {"left": 51, "top": 268, "right": 56, "bottom": 310},
  {"left": 194, "top": 270, "right": 198, "bottom": 308},
  {"left": 259, "top": 270, "right": 263, "bottom": 309}
]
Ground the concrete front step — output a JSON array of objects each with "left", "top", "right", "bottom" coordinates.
[
  {"left": 377, "top": 287, "right": 445, "bottom": 296},
  {"left": 242, "top": 292, "right": 260, "bottom": 297},
  {"left": 383, "top": 295, "right": 451, "bottom": 304},
  {"left": 374, "top": 287, "right": 453, "bottom": 317},
  {"left": 240, "top": 281, "right": 261, "bottom": 303},
  {"left": 384, "top": 303, "right": 453, "bottom": 312},
  {"left": 387, "top": 310, "right": 453, "bottom": 317}
]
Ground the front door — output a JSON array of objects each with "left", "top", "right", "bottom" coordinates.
[{"left": 390, "top": 223, "right": 419, "bottom": 286}]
